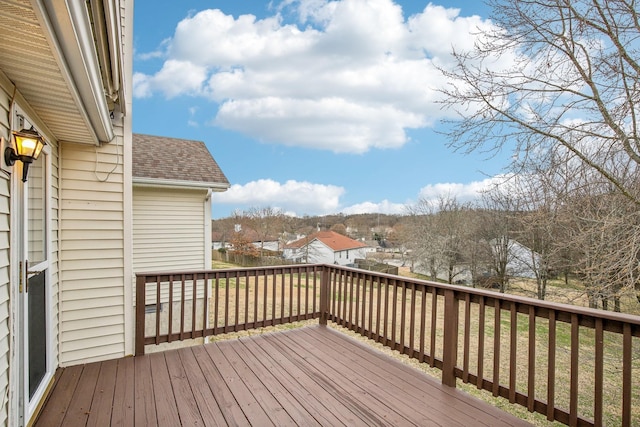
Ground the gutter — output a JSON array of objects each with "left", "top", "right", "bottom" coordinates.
[
  {"left": 133, "top": 177, "right": 231, "bottom": 192},
  {"left": 89, "top": 0, "right": 124, "bottom": 114},
  {"left": 31, "top": 0, "right": 115, "bottom": 144}
]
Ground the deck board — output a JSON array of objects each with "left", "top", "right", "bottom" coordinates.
[
  {"left": 241, "top": 334, "right": 356, "bottom": 426},
  {"left": 271, "top": 330, "right": 415, "bottom": 426},
  {"left": 226, "top": 339, "right": 322, "bottom": 427},
  {"left": 191, "top": 345, "right": 249, "bottom": 426},
  {"left": 86, "top": 358, "right": 118, "bottom": 427},
  {"left": 204, "top": 343, "right": 275, "bottom": 427},
  {"left": 110, "top": 357, "right": 134, "bottom": 426},
  {"left": 133, "top": 354, "right": 157, "bottom": 426},
  {"left": 175, "top": 348, "right": 227, "bottom": 427},
  {"left": 164, "top": 349, "right": 205, "bottom": 426},
  {"left": 303, "top": 326, "right": 516, "bottom": 426},
  {"left": 35, "top": 325, "right": 533, "bottom": 427},
  {"left": 284, "top": 328, "right": 444, "bottom": 425}
]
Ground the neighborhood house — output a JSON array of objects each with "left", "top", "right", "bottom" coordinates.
[{"left": 283, "top": 230, "right": 369, "bottom": 266}]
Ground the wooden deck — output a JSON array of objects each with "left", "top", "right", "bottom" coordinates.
[{"left": 35, "top": 325, "right": 532, "bottom": 426}]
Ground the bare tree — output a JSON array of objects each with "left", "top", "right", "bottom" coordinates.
[
  {"left": 440, "top": 0, "right": 640, "bottom": 204},
  {"left": 559, "top": 181, "right": 640, "bottom": 311},
  {"left": 476, "top": 183, "right": 524, "bottom": 293},
  {"left": 405, "top": 201, "right": 441, "bottom": 280},
  {"left": 244, "top": 206, "right": 286, "bottom": 256},
  {"left": 387, "top": 223, "right": 410, "bottom": 264},
  {"left": 406, "top": 195, "right": 470, "bottom": 283},
  {"left": 505, "top": 165, "right": 570, "bottom": 300},
  {"left": 330, "top": 223, "right": 348, "bottom": 236}
]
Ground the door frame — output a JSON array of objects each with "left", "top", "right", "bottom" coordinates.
[{"left": 8, "top": 114, "right": 54, "bottom": 425}]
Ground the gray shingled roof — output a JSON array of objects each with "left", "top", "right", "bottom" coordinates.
[{"left": 132, "top": 134, "right": 229, "bottom": 186}]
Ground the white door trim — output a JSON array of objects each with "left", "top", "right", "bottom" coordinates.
[
  {"left": 23, "top": 144, "right": 53, "bottom": 424},
  {"left": 7, "top": 117, "right": 54, "bottom": 426}
]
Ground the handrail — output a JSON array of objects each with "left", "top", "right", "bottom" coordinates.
[
  {"left": 136, "top": 264, "right": 640, "bottom": 427},
  {"left": 135, "top": 265, "right": 323, "bottom": 355}
]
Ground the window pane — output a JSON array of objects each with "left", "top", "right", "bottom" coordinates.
[{"left": 28, "top": 156, "right": 45, "bottom": 264}]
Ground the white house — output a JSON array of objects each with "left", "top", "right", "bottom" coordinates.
[
  {"left": 504, "top": 239, "right": 542, "bottom": 279},
  {"left": 212, "top": 224, "right": 280, "bottom": 252},
  {"left": 0, "top": 2, "right": 227, "bottom": 425},
  {"left": 132, "top": 134, "right": 229, "bottom": 273},
  {"left": 283, "top": 231, "right": 369, "bottom": 266},
  {"left": 132, "top": 135, "right": 228, "bottom": 338}
]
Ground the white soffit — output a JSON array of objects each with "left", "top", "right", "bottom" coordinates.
[{"left": 0, "top": 0, "right": 114, "bottom": 145}]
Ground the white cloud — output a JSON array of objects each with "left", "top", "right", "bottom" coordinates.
[
  {"left": 132, "top": 60, "right": 208, "bottom": 99},
  {"left": 341, "top": 200, "right": 406, "bottom": 215},
  {"left": 214, "top": 97, "right": 423, "bottom": 153},
  {"left": 132, "top": 72, "right": 151, "bottom": 98},
  {"left": 211, "top": 175, "right": 515, "bottom": 217},
  {"left": 136, "top": 50, "right": 165, "bottom": 61},
  {"left": 211, "top": 178, "right": 345, "bottom": 215},
  {"left": 134, "top": 0, "right": 498, "bottom": 153},
  {"left": 418, "top": 175, "right": 510, "bottom": 204}
]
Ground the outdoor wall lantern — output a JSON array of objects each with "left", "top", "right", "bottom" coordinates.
[{"left": 4, "top": 127, "right": 46, "bottom": 182}]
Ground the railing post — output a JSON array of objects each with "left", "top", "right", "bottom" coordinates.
[
  {"left": 319, "top": 266, "right": 329, "bottom": 325},
  {"left": 135, "top": 274, "right": 146, "bottom": 356},
  {"left": 442, "top": 289, "right": 459, "bottom": 387}
]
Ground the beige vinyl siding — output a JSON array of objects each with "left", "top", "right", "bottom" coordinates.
[
  {"left": 49, "top": 143, "right": 60, "bottom": 374},
  {"left": 133, "top": 187, "right": 207, "bottom": 273},
  {"left": 0, "top": 175, "right": 8, "bottom": 427},
  {"left": 0, "top": 82, "right": 11, "bottom": 427},
  {"left": 59, "top": 138, "right": 126, "bottom": 365},
  {"left": 0, "top": 75, "right": 61, "bottom": 425}
]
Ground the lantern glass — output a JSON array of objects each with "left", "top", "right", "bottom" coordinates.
[{"left": 13, "top": 129, "right": 45, "bottom": 161}]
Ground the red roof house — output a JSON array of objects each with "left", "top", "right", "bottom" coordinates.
[{"left": 283, "top": 231, "right": 368, "bottom": 265}]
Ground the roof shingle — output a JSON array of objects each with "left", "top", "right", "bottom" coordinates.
[
  {"left": 286, "top": 231, "right": 368, "bottom": 251},
  {"left": 132, "top": 133, "right": 229, "bottom": 186}
]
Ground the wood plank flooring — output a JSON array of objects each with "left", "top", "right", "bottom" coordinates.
[{"left": 35, "top": 325, "right": 532, "bottom": 426}]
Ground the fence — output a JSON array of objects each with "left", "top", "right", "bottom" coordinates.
[{"left": 136, "top": 264, "right": 640, "bottom": 427}]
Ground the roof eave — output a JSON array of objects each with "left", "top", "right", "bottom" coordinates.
[
  {"left": 33, "top": 0, "right": 115, "bottom": 144},
  {"left": 133, "top": 177, "right": 230, "bottom": 191}
]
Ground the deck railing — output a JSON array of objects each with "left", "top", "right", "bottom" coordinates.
[{"left": 136, "top": 264, "right": 640, "bottom": 427}]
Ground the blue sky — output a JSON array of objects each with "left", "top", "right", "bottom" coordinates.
[{"left": 133, "top": 0, "right": 511, "bottom": 218}]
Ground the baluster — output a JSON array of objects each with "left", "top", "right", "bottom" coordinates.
[
  {"left": 179, "top": 275, "right": 186, "bottom": 340},
  {"left": 622, "top": 323, "right": 632, "bottom": 427},
  {"left": 409, "top": 283, "right": 416, "bottom": 358},
  {"left": 419, "top": 285, "right": 427, "bottom": 363},
  {"left": 570, "top": 313, "right": 579, "bottom": 426},
  {"left": 400, "top": 281, "right": 407, "bottom": 353},
  {"left": 493, "top": 298, "right": 501, "bottom": 397},
  {"left": 155, "top": 275, "right": 161, "bottom": 344},
  {"left": 527, "top": 305, "right": 536, "bottom": 412},
  {"left": 214, "top": 271, "right": 220, "bottom": 334},
  {"left": 547, "top": 309, "right": 556, "bottom": 421},
  {"left": 463, "top": 293, "right": 470, "bottom": 383},
  {"left": 430, "top": 290, "right": 437, "bottom": 368},
  {"left": 509, "top": 302, "right": 517, "bottom": 403},
  {"left": 477, "top": 295, "right": 485, "bottom": 390}
]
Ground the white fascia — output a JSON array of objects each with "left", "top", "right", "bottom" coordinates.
[
  {"left": 31, "top": 0, "right": 115, "bottom": 144},
  {"left": 133, "top": 177, "right": 231, "bottom": 192}
]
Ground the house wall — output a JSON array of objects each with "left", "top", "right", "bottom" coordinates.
[
  {"left": 334, "top": 247, "right": 367, "bottom": 266},
  {"left": 252, "top": 241, "right": 279, "bottom": 252},
  {"left": 132, "top": 187, "right": 209, "bottom": 338},
  {"left": 58, "top": 133, "right": 127, "bottom": 365},
  {"left": 284, "top": 243, "right": 367, "bottom": 266},
  {"left": 304, "top": 241, "right": 334, "bottom": 264},
  {"left": 132, "top": 186, "right": 208, "bottom": 273},
  {"left": 0, "top": 82, "right": 12, "bottom": 427},
  {"left": 0, "top": 75, "right": 61, "bottom": 425},
  {"left": 56, "top": 0, "right": 134, "bottom": 367},
  {"left": 0, "top": 0, "right": 134, "bottom": 423}
]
